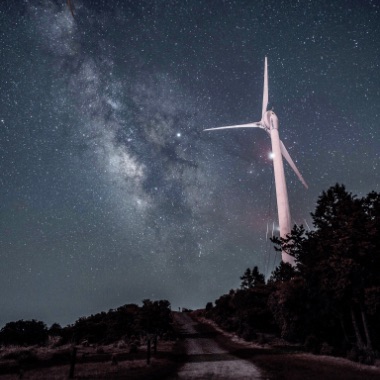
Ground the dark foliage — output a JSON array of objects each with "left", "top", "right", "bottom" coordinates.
[
  {"left": 0, "top": 300, "right": 173, "bottom": 347},
  {"left": 206, "top": 184, "right": 380, "bottom": 363},
  {"left": 0, "top": 320, "right": 48, "bottom": 346},
  {"left": 62, "top": 300, "right": 173, "bottom": 344},
  {"left": 240, "top": 266, "right": 265, "bottom": 289},
  {"left": 207, "top": 273, "right": 276, "bottom": 339},
  {"left": 268, "top": 262, "right": 295, "bottom": 284},
  {"left": 205, "top": 302, "right": 213, "bottom": 311},
  {"left": 48, "top": 323, "right": 62, "bottom": 337},
  {"left": 140, "top": 299, "right": 172, "bottom": 334}
]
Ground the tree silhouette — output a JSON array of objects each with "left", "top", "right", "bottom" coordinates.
[
  {"left": 240, "top": 266, "right": 265, "bottom": 289},
  {"left": 268, "top": 262, "right": 295, "bottom": 283},
  {"left": 271, "top": 184, "right": 380, "bottom": 357},
  {"left": 208, "top": 184, "right": 380, "bottom": 362},
  {"left": 0, "top": 320, "right": 48, "bottom": 346}
]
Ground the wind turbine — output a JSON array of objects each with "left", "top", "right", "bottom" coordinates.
[{"left": 204, "top": 57, "right": 308, "bottom": 264}]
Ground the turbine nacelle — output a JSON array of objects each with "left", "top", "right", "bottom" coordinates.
[{"left": 261, "top": 110, "right": 278, "bottom": 131}]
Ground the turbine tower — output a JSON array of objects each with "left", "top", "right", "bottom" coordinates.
[{"left": 205, "top": 57, "right": 308, "bottom": 264}]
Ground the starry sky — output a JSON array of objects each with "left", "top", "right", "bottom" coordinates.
[{"left": 1, "top": 0, "right": 379, "bottom": 327}]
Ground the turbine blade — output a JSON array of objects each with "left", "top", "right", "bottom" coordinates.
[
  {"left": 204, "top": 122, "right": 262, "bottom": 131},
  {"left": 262, "top": 56, "right": 268, "bottom": 117},
  {"left": 280, "top": 140, "right": 308, "bottom": 189}
]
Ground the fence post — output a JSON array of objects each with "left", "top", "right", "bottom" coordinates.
[
  {"left": 69, "top": 346, "right": 77, "bottom": 379},
  {"left": 147, "top": 337, "right": 151, "bottom": 365},
  {"left": 153, "top": 334, "right": 157, "bottom": 354}
]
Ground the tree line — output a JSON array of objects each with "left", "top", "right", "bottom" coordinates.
[
  {"left": 0, "top": 299, "right": 173, "bottom": 346},
  {"left": 205, "top": 184, "right": 380, "bottom": 364}
]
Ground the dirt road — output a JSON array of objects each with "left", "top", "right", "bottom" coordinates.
[
  {"left": 170, "top": 313, "right": 380, "bottom": 380},
  {"left": 170, "top": 313, "right": 265, "bottom": 380}
]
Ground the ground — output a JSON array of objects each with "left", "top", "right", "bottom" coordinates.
[
  {"left": 0, "top": 312, "right": 379, "bottom": 379},
  {"left": 0, "top": 338, "right": 178, "bottom": 379},
  {"left": 169, "top": 312, "right": 263, "bottom": 379},
  {"left": 189, "top": 313, "right": 380, "bottom": 380}
]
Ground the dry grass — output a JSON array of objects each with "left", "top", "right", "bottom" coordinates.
[
  {"left": 0, "top": 358, "right": 175, "bottom": 379},
  {"left": 0, "top": 340, "right": 178, "bottom": 379}
]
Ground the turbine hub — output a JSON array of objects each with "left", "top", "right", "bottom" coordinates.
[{"left": 262, "top": 110, "right": 278, "bottom": 130}]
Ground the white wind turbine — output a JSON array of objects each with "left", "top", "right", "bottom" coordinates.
[{"left": 204, "top": 57, "right": 308, "bottom": 264}]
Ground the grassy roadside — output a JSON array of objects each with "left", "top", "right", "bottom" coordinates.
[
  {"left": 246, "top": 351, "right": 380, "bottom": 380},
  {"left": 0, "top": 340, "right": 181, "bottom": 379},
  {"left": 192, "top": 313, "right": 380, "bottom": 380}
]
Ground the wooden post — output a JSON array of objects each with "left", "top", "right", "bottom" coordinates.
[
  {"left": 69, "top": 346, "right": 77, "bottom": 379},
  {"left": 153, "top": 334, "right": 157, "bottom": 354},
  {"left": 147, "top": 338, "right": 151, "bottom": 365}
]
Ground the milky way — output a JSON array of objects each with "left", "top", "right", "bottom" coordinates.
[{"left": 1, "top": 0, "right": 379, "bottom": 326}]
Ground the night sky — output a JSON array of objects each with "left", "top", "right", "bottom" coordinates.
[{"left": 1, "top": 0, "right": 379, "bottom": 327}]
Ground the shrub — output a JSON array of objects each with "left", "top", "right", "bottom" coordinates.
[{"left": 0, "top": 320, "right": 48, "bottom": 346}]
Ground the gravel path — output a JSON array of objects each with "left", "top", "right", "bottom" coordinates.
[{"left": 171, "top": 313, "right": 264, "bottom": 380}]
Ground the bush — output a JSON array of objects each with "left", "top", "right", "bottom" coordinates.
[
  {"left": 48, "top": 323, "right": 62, "bottom": 337},
  {"left": 65, "top": 300, "right": 173, "bottom": 344},
  {"left": 0, "top": 320, "right": 48, "bottom": 346}
]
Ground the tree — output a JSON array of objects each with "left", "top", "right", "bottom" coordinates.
[
  {"left": 240, "top": 266, "right": 265, "bottom": 289},
  {"left": 271, "top": 184, "right": 380, "bottom": 357},
  {"left": 268, "top": 276, "right": 307, "bottom": 340},
  {"left": 0, "top": 320, "right": 48, "bottom": 346},
  {"left": 49, "top": 323, "right": 63, "bottom": 337},
  {"left": 205, "top": 184, "right": 380, "bottom": 359},
  {"left": 140, "top": 299, "right": 172, "bottom": 334},
  {"left": 268, "top": 262, "right": 296, "bottom": 284}
]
